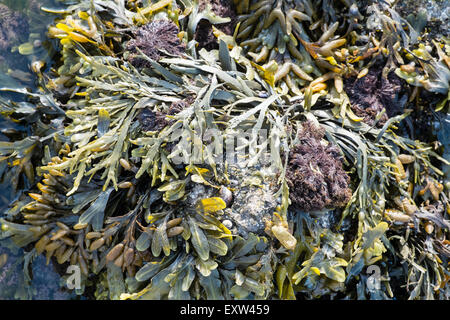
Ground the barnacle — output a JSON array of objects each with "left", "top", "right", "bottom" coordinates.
[{"left": 0, "top": 0, "right": 449, "bottom": 301}]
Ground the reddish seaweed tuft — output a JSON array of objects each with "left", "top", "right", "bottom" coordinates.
[
  {"left": 286, "top": 121, "right": 352, "bottom": 212},
  {"left": 126, "top": 19, "right": 185, "bottom": 67}
]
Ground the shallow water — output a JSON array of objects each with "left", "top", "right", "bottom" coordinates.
[
  {"left": 0, "top": 0, "right": 61, "bottom": 90},
  {"left": 0, "top": 0, "right": 76, "bottom": 299}
]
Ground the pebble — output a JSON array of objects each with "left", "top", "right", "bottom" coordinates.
[
  {"left": 219, "top": 186, "right": 233, "bottom": 207},
  {"left": 222, "top": 219, "right": 233, "bottom": 229}
]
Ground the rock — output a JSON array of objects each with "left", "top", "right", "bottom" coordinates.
[
  {"left": 396, "top": 0, "right": 450, "bottom": 37},
  {"left": 184, "top": 183, "right": 215, "bottom": 208},
  {"left": 222, "top": 219, "right": 233, "bottom": 229},
  {"left": 434, "top": 113, "right": 450, "bottom": 184},
  {"left": 0, "top": 241, "right": 75, "bottom": 300},
  {"left": 219, "top": 165, "right": 279, "bottom": 238},
  {"left": 181, "top": 163, "right": 277, "bottom": 239},
  {"left": 218, "top": 186, "right": 233, "bottom": 207},
  {"left": 0, "top": 4, "right": 29, "bottom": 53},
  {"left": 194, "top": 0, "right": 237, "bottom": 50}
]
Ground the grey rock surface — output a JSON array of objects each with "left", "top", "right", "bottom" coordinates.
[
  {"left": 0, "top": 4, "right": 29, "bottom": 53},
  {"left": 0, "top": 240, "right": 76, "bottom": 300},
  {"left": 396, "top": 0, "right": 450, "bottom": 37},
  {"left": 220, "top": 165, "right": 279, "bottom": 238}
]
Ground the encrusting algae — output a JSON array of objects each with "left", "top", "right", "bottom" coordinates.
[{"left": 0, "top": 0, "right": 449, "bottom": 300}]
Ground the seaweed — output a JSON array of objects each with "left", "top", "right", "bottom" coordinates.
[
  {"left": 194, "top": 0, "right": 237, "bottom": 50},
  {"left": 0, "top": 0, "right": 448, "bottom": 301},
  {"left": 126, "top": 19, "right": 186, "bottom": 67},
  {"left": 344, "top": 63, "right": 404, "bottom": 127},
  {"left": 286, "top": 121, "right": 352, "bottom": 212}
]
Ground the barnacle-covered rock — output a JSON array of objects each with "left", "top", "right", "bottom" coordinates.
[
  {"left": 286, "top": 121, "right": 351, "bottom": 212},
  {"left": 223, "top": 166, "right": 278, "bottom": 238}
]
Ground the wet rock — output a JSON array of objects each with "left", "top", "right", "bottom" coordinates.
[
  {"left": 435, "top": 113, "right": 450, "bottom": 184},
  {"left": 227, "top": 186, "right": 275, "bottom": 238},
  {"left": 218, "top": 186, "right": 233, "bottom": 207},
  {"left": 0, "top": 4, "right": 29, "bottom": 53},
  {"left": 194, "top": 0, "right": 237, "bottom": 50},
  {"left": 126, "top": 19, "right": 185, "bottom": 67},
  {"left": 396, "top": 0, "right": 449, "bottom": 37},
  {"left": 219, "top": 165, "right": 279, "bottom": 239},
  {"left": 184, "top": 183, "right": 215, "bottom": 208},
  {"left": 185, "top": 162, "right": 278, "bottom": 239},
  {"left": 222, "top": 219, "right": 233, "bottom": 229},
  {"left": 0, "top": 241, "right": 75, "bottom": 300},
  {"left": 406, "top": 89, "right": 443, "bottom": 142}
]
